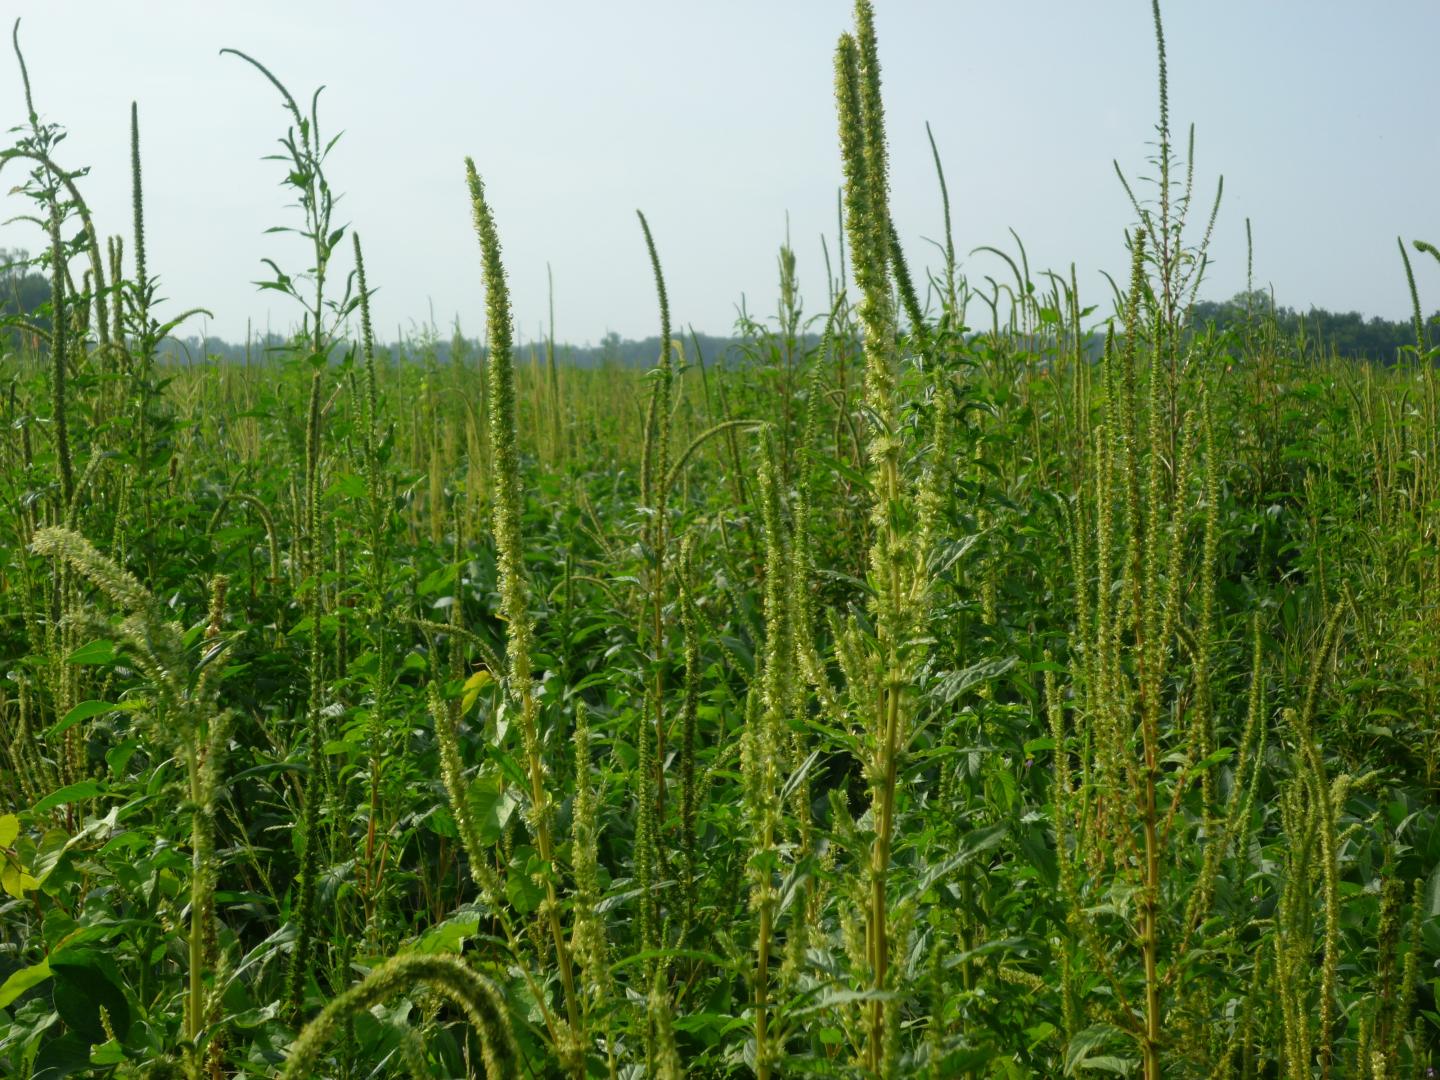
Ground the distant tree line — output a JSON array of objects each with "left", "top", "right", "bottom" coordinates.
[
  {"left": 4, "top": 254, "right": 1436, "bottom": 368},
  {"left": 149, "top": 328, "right": 753, "bottom": 369},
  {"left": 467, "top": 329, "right": 751, "bottom": 370},
  {"left": 0, "top": 249, "right": 50, "bottom": 350},
  {"left": 0, "top": 251, "right": 758, "bottom": 368},
  {"left": 1192, "top": 290, "right": 1440, "bottom": 363}
]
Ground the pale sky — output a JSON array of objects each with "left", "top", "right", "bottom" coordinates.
[{"left": 3, "top": 2, "right": 1437, "bottom": 345}]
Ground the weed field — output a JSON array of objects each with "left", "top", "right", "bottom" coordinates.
[{"left": 2, "top": 2, "right": 1440, "bottom": 1077}]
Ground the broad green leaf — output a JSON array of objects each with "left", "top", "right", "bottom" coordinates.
[
  {"left": 1064, "top": 1023, "right": 1133, "bottom": 1076},
  {"left": 66, "top": 639, "right": 117, "bottom": 665},
  {"left": 32, "top": 781, "right": 104, "bottom": 815},
  {"left": 31, "top": 1030, "right": 91, "bottom": 1079},
  {"left": 89, "top": 1040, "right": 125, "bottom": 1066},
  {"left": 52, "top": 950, "right": 131, "bottom": 1042},
  {"left": 46, "top": 699, "right": 143, "bottom": 741},
  {"left": 0, "top": 959, "right": 51, "bottom": 1009},
  {"left": 412, "top": 914, "right": 480, "bottom": 955},
  {"left": 461, "top": 668, "right": 495, "bottom": 713},
  {"left": 1, "top": 862, "right": 40, "bottom": 898}
]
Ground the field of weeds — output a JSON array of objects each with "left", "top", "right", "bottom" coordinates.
[{"left": 2, "top": 3, "right": 1439, "bottom": 1077}]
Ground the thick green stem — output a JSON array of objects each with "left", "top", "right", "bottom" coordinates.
[
  {"left": 755, "top": 826, "right": 774, "bottom": 1080},
  {"left": 1141, "top": 758, "right": 1161, "bottom": 1078},
  {"left": 186, "top": 744, "right": 205, "bottom": 1048}
]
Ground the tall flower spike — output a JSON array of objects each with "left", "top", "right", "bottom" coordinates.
[
  {"left": 130, "top": 102, "right": 147, "bottom": 293},
  {"left": 465, "top": 156, "right": 584, "bottom": 1061},
  {"left": 31, "top": 527, "right": 151, "bottom": 616},
  {"left": 281, "top": 954, "right": 518, "bottom": 1079}
]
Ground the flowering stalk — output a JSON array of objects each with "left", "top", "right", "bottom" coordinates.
[{"left": 466, "top": 157, "right": 584, "bottom": 1070}]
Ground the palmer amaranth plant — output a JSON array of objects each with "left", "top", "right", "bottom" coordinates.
[{"left": 0, "top": 2, "right": 1436, "bottom": 1077}]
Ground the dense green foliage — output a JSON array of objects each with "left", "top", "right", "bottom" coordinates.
[{"left": 3, "top": 4, "right": 1440, "bottom": 1077}]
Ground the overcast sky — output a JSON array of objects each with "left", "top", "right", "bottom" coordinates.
[{"left": 3, "top": 2, "right": 1437, "bottom": 345}]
